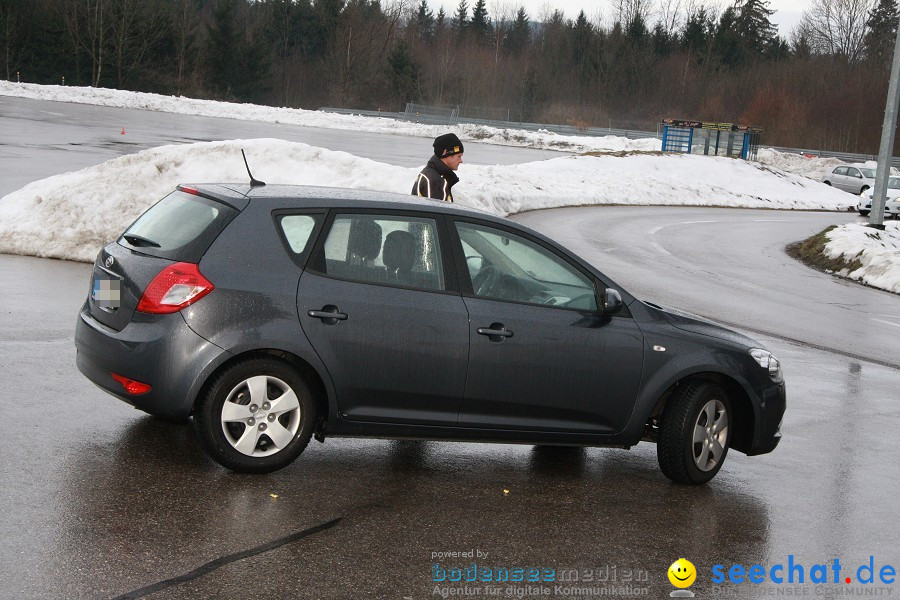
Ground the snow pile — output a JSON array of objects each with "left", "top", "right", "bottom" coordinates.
[
  {"left": 0, "top": 81, "right": 658, "bottom": 155},
  {"left": 462, "top": 151, "right": 854, "bottom": 215},
  {"left": 755, "top": 148, "right": 844, "bottom": 181},
  {"left": 824, "top": 222, "right": 900, "bottom": 293},
  {"left": 0, "top": 139, "right": 854, "bottom": 263},
  {"left": 0, "top": 81, "right": 836, "bottom": 173}
]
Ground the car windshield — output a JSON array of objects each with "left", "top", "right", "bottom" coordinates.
[{"left": 860, "top": 168, "right": 876, "bottom": 178}]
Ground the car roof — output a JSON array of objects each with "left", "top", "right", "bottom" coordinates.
[{"left": 186, "top": 183, "right": 500, "bottom": 220}]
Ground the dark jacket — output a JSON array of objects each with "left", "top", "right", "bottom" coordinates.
[{"left": 411, "top": 155, "right": 459, "bottom": 203}]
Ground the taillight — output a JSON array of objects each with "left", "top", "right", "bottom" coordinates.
[
  {"left": 137, "top": 262, "right": 214, "bottom": 314},
  {"left": 110, "top": 372, "right": 152, "bottom": 395}
]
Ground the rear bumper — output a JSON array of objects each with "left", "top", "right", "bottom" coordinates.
[{"left": 74, "top": 305, "right": 227, "bottom": 420}]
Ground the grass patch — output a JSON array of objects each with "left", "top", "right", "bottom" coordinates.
[{"left": 786, "top": 226, "right": 863, "bottom": 274}]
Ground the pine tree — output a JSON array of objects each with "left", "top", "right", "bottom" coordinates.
[
  {"left": 415, "top": 0, "right": 434, "bottom": 42},
  {"left": 682, "top": 8, "right": 711, "bottom": 56},
  {"left": 470, "top": 0, "right": 492, "bottom": 44},
  {"left": 505, "top": 6, "right": 530, "bottom": 55},
  {"left": 714, "top": 6, "right": 743, "bottom": 66},
  {"left": 626, "top": 13, "right": 649, "bottom": 46},
  {"left": 387, "top": 39, "right": 420, "bottom": 104},
  {"left": 452, "top": 0, "right": 468, "bottom": 36},
  {"left": 435, "top": 6, "right": 447, "bottom": 35},
  {"left": 865, "top": 0, "right": 899, "bottom": 62},
  {"left": 652, "top": 23, "right": 676, "bottom": 56},
  {"left": 735, "top": 0, "right": 778, "bottom": 57}
]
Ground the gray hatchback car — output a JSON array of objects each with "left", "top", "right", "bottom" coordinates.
[{"left": 75, "top": 184, "right": 785, "bottom": 484}]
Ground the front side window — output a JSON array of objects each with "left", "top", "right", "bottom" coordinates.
[
  {"left": 859, "top": 168, "right": 876, "bottom": 178},
  {"left": 456, "top": 222, "right": 597, "bottom": 310},
  {"left": 319, "top": 214, "right": 445, "bottom": 291},
  {"left": 846, "top": 168, "right": 861, "bottom": 178}
]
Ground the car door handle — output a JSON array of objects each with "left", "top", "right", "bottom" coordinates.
[
  {"left": 477, "top": 323, "right": 513, "bottom": 341},
  {"left": 308, "top": 306, "right": 348, "bottom": 324}
]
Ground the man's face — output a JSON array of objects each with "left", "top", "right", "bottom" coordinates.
[{"left": 441, "top": 153, "right": 463, "bottom": 171}]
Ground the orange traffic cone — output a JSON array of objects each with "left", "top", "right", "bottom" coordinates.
[{"left": 120, "top": 127, "right": 126, "bottom": 135}]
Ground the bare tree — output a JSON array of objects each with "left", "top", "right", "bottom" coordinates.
[
  {"left": 659, "top": 0, "right": 687, "bottom": 34},
  {"left": 108, "top": 0, "right": 166, "bottom": 87},
  {"left": 797, "top": 0, "right": 874, "bottom": 60},
  {"left": 1, "top": 0, "right": 27, "bottom": 81},
  {"left": 63, "top": 0, "right": 108, "bottom": 86},
  {"left": 489, "top": 0, "right": 515, "bottom": 63},
  {"left": 610, "top": 0, "right": 655, "bottom": 26},
  {"left": 172, "top": 0, "right": 201, "bottom": 96}
]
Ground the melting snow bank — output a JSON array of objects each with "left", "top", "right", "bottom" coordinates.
[
  {"left": 0, "top": 81, "right": 848, "bottom": 177},
  {"left": 0, "top": 139, "right": 854, "bottom": 264},
  {"left": 0, "top": 81, "right": 658, "bottom": 154},
  {"left": 824, "top": 222, "right": 900, "bottom": 293}
]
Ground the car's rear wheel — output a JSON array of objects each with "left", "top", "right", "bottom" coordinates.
[
  {"left": 859, "top": 210, "right": 870, "bottom": 216},
  {"left": 824, "top": 181, "right": 831, "bottom": 186},
  {"left": 194, "top": 358, "right": 316, "bottom": 473},
  {"left": 861, "top": 185, "right": 870, "bottom": 194},
  {"left": 657, "top": 381, "right": 731, "bottom": 484}
]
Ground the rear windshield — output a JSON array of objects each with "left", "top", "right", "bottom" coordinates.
[{"left": 118, "top": 190, "right": 239, "bottom": 262}]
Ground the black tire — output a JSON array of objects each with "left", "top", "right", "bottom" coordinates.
[
  {"left": 657, "top": 381, "right": 731, "bottom": 485},
  {"left": 823, "top": 181, "right": 831, "bottom": 186},
  {"left": 859, "top": 210, "right": 870, "bottom": 217},
  {"left": 861, "top": 185, "right": 870, "bottom": 194},
  {"left": 194, "top": 358, "right": 316, "bottom": 473}
]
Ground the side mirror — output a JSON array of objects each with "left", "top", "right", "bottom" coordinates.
[{"left": 601, "top": 288, "right": 624, "bottom": 315}]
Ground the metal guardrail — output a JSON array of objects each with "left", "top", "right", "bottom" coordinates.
[{"left": 319, "top": 107, "right": 900, "bottom": 166}]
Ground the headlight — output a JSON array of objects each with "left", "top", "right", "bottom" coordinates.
[{"left": 750, "top": 348, "right": 783, "bottom": 383}]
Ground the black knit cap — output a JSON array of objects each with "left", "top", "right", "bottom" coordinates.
[{"left": 433, "top": 133, "right": 464, "bottom": 158}]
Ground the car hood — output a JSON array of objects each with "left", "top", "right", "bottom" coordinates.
[{"left": 643, "top": 301, "right": 762, "bottom": 349}]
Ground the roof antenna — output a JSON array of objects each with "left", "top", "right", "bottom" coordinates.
[{"left": 241, "top": 149, "right": 266, "bottom": 187}]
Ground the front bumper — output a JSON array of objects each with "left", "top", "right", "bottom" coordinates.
[
  {"left": 74, "top": 305, "right": 227, "bottom": 420},
  {"left": 744, "top": 380, "right": 786, "bottom": 456}
]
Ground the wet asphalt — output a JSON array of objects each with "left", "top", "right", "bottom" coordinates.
[{"left": 1, "top": 97, "right": 899, "bottom": 599}]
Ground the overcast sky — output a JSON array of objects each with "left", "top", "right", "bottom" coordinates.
[{"left": 431, "top": 0, "right": 806, "bottom": 37}]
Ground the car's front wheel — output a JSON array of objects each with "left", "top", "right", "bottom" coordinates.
[
  {"left": 859, "top": 210, "right": 870, "bottom": 216},
  {"left": 194, "top": 358, "right": 316, "bottom": 473},
  {"left": 657, "top": 381, "right": 731, "bottom": 484}
]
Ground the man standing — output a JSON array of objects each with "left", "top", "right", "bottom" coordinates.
[{"left": 411, "top": 133, "right": 464, "bottom": 203}]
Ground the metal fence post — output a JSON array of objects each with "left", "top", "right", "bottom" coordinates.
[{"left": 870, "top": 21, "right": 900, "bottom": 228}]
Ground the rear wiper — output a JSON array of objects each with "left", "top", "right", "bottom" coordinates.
[{"left": 123, "top": 233, "right": 161, "bottom": 248}]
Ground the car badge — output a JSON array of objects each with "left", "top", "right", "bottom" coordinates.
[{"left": 105, "top": 256, "right": 114, "bottom": 268}]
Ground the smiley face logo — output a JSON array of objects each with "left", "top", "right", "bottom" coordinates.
[{"left": 668, "top": 558, "right": 697, "bottom": 588}]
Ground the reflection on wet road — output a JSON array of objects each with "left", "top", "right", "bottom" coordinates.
[{"left": 1, "top": 247, "right": 898, "bottom": 598}]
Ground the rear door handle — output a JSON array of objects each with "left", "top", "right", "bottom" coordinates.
[
  {"left": 477, "top": 323, "right": 513, "bottom": 341},
  {"left": 308, "top": 305, "right": 348, "bottom": 325}
]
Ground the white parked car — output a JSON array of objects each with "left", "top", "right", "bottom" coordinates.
[
  {"left": 857, "top": 177, "right": 900, "bottom": 217},
  {"left": 823, "top": 165, "right": 876, "bottom": 194}
]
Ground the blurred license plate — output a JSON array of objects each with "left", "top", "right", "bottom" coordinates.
[{"left": 92, "top": 277, "right": 121, "bottom": 309}]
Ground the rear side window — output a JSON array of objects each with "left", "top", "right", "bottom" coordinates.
[
  {"left": 119, "top": 190, "right": 238, "bottom": 262},
  {"left": 279, "top": 215, "right": 319, "bottom": 253},
  {"left": 317, "top": 214, "right": 445, "bottom": 291}
]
